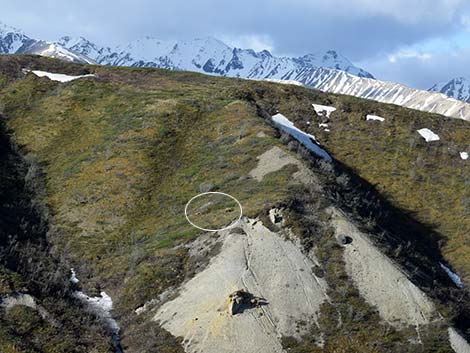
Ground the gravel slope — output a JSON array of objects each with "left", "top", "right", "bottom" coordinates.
[
  {"left": 329, "top": 208, "right": 436, "bottom": 328},
  {"left": 154, "top": 218, "right": 328, "bottom": 353}
]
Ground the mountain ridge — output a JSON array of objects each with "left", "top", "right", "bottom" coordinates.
[
  {"left": 57, "top": 34, "right": 374, "bottom": 78},
  {"left": 0, "top": 21, "right": 94, "bottom": 63},
  {"left": 429, "top": 77, "right": 470, "bottom": 103},
  {"left": 5, "top": 20, "right": 470, "bottom": 123},
  {"left": 0, "top": 21, "right": 374, "bottom": 79}
]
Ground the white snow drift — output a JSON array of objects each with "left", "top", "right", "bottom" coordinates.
[
  {"left": 366, "top": 114, "right": 385, "bottom": 122},
  {"left": 312, "top": 103, "right": 336, "bottom": 118},
  {"left": 70, "top": 270, "right": 119, "bottom": 335},
  {"left": 448, "top": 327, "right": 470, "bottom": 353},
  {"left": 265, "top": 78, "right": 303, "bottom": 86},
  {"left": 73, "top": 291, "right": 120, "bottom": 333},
  {"left": 26, "top": 69, "right": 95, "bottom": 83},
  {"left": 272, "top": 113, "right": 332, "bottom": 161},
  {"left": 440, "top": 263, "right": 463, "bottom": 288},
  {"left": 417, "top": 128, "right": 440, "bottom": 142}
]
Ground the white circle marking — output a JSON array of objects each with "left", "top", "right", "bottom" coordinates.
[{"left": 184, "top": 191, "right": 243, "bottom": 232}]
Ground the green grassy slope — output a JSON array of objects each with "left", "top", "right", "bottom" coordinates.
[
  {"left": 0, "top": 118, "right": 113, "bottom": 352},
  {"left": 0, "top": 55, "right": 304, "bottom": 352},
  {"left": 0, "top": 55, "right": 468, "bottom": 352},
  {"left": 244, "top": 83, "right": 470, "bottom": 283}
]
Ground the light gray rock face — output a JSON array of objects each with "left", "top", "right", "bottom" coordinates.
[{"left": 154, "top": 218, "right": 329, "bottom": 353}]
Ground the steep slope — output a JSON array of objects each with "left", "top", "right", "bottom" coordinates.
[
  {"left": 155, "top": 218, "right": 329, "bottom": 353},
  {"left": 0, "top": 116, "right": 113, "bottom": 352},
  {"left": 0, "top": 55, "right": 469, "bottom": 353},
  {"left": 430, "top": 77, "right": 470, "bottom": 103}
]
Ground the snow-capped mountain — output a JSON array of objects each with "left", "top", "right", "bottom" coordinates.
[
  {"left": 57, "top": 35, "right": 374, "bottom": 79},
  {"left": 0, "top": 22, "right": 92, "bottom": 63},
  {"left": 17, "top": 41, "right": 95, "bottom": 64},
  {"left": 1, "top": 20, "right": 373, "bottom": 82},
  {"left": 57, "top": 36, "right": 112, "bottom": 62},
  {"left": 3, "top": 20, "right": 470, "bottom": 121},
  {"left": 429, "top": 77, "right": 470, "bottom": 103},
  {"left": 307, "top": 68, "right": 470, "bottom": 121},
  {"left": 0, "top": 22, "right": 34, "bottom": 53}
]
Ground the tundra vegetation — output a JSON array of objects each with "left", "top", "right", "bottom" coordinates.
[{"left": 0, "top": 55, "right": 468, "bottom": 352}]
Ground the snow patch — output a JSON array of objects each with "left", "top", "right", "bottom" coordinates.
[
  {"left": 417, "top": 128, "right": 440, "bottom": 142},
  {"left": 366, "top": 114, "right": 385, "bottom": 122},
  {"left": 272, "top": 113, "right": 332, "bottom": 162},
  {"left": 312, "top": 103, "right": 336, "bottom": 118},
  {"left": 74, "top": 291, "right": 120, "bottom": 333},
  {"left": 265, "top": 78, "right": 303, "bottom": 86},
  {"left": 449, "top": 327, "right": 470, "bottom": 353},
  {"left": 440, "top": 263, "right": 463, "bottom": 288},
  {"left": 71, "top": 271, "right": 121, "bottom": 351},
  {"left": 460, "top": 152, "right": 469, "bottom": 160},
  {"left": 26, "top": 70, "right": 95, "bottom": 83}
]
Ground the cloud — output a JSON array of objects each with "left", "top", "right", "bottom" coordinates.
[
  {"left": 461, "top": 14, "right": 470, "bottom": 31},
  {"left": 1, "top": 0, "right": 468, "bottom": 57},
  {"left": 2, "top": 0, "right": 470, "bottom": 88},
  {"left": 219, "top": 34, "right": 274, "bottom": 52},
  {"left": 290, "top": 0, "right": 465, "bottom": 24},
  {"left": 388, "top": 50, "right": 432, "bottom": 63},
  {"left": 359, "top": 45, "right": 470, "bottom": 89}
]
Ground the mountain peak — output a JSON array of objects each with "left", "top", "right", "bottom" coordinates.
[
  {"left": 324, "top": 49, "right": 339, "bottom": 59},
  {"left": 56, "top": 34, "right": 372, "bottom": 78},
  {"left": 58, "top": 35, "right": 92, "bottom": 47},
  {"left": 0, "top": 24, "right": 373, "bottom": 80},
  {"left": 258, "top": 49, "right": 272, "bottom": 58},
  {"left": 429, "top": 76, "right": 470, "bottom": 103},
  {"left": 0, "top": 21, "right": 24, "bottom": 36}
]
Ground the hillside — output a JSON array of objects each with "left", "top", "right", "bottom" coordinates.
[{"left": 0, "top": 55, "right": 469, "bottom": 353}]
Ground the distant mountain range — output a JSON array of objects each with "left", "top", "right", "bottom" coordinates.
[
  {"left": 429, "top": 77, "right": 470, "bottom": 103},
  {"left": 0, "top": 21, "right": 373, "bottom": 80},
  {"left": 0, "top": 22, "right": 94, "bottom": 63},
  {"left": 2, "top": 21, "right": 470, "bottom": 121},
  {"left": 56, "top": 35, "right": 374, "bottom": 79}
]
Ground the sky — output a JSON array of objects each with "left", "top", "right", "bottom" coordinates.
[{"left": 2, "top": 0, "right": 470, "bottom": 89}]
